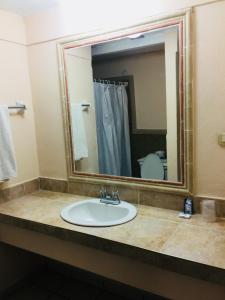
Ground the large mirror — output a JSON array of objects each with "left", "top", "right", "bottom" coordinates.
[{"left": 58, "top": 10, "right": 192, "bottom": 192}]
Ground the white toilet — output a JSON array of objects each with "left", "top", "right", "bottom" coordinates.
[{"left": 138, "top": 153, "right": 166, "bottom": 180}]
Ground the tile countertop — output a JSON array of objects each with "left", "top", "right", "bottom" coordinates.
[{"left": 0, "top": 190, "right": 225, "bottom": 285}]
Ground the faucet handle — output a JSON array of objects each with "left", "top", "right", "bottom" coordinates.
[
  {"left": 112, "top": 190, "right": 119, "bottom": 200},
  {"left": 99, "top": 187, "right": 106, "bottom": 199}
]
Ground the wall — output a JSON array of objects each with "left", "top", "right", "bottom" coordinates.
[
  {"left": 194, "top": 1, "right": 225, "bottom": 198},
  {"left": 65, "top": 47, "right": 99, "bottom": 173},
  {"left": 165, "top": 27, "right": 178, "bottom": 181},
  {"left": 93, "top": 51, "right": 167, "bottom": 130},
  {"left": 25, "top": 0, "right": 219, "bottom": 44},
  {"left": 26, "top": 0, "right": 225, "bottom": 199},
  {"left": 28, "top": 40, "right": 67, "bottom": 179},
  {"left": 0, "top": 10, "right": 39, "bottom": 189},
  {"left": 0, "top": 10, "right": 41, "bottom": 292}
]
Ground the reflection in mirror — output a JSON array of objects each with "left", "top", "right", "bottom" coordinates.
[{"left": 64, "top": 25, "right": 181, "bottom": 182}]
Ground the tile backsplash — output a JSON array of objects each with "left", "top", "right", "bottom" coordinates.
[
  {"left": 1, "top": 177, "right": 225, "bottom": 217},
  {"left": 0, "top": 179, "right": 39, "bottom": 203},
  {"left": 39, "top": 177, "right": 225, "bottom": 216}
]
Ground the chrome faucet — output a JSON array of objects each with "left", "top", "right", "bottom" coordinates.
[{"left": 99, "top": 187, "right": 120, "bottom": 205}]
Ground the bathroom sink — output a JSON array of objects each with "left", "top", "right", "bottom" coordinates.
[{"left": 61, "top": 198, "right": 137, "bottom": 227}]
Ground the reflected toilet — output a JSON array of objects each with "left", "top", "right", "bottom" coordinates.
[{"left": 138, "top": 153, "right": 167, "bottom": 180}]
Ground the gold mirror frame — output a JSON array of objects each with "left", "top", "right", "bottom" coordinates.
[{"left": 57, "top": 9, "right": 192, "bottom": 194}]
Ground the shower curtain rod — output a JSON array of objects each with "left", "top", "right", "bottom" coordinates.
[{"left": 94, "top": 79, "right": 128, "bottom": 87}]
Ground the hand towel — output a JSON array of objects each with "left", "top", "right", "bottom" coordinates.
[
  {"left": 71, "top": 103, "right": 88, "bottom": 160},
  {"left": 0, "top": 105, "right": 17, "bottom": 180}
]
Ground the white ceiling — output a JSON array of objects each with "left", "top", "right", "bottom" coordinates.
[{"left": 0, "top": 0, "right": 60, "bottom": 16}]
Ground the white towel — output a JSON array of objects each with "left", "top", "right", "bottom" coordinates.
[
  {"left": 71, "top": 103, "right": 88, "bottom": 160},
  {"left": 0, "top": 105, "right": 17, "bottom": 180}
]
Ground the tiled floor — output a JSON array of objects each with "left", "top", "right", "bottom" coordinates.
[{"left": 2, "top": 268, "right": 165, "bottom": 300}]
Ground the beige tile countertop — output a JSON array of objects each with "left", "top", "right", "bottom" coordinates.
[{"left": 0, "top": 190, "right": 225, "bottom": 285}]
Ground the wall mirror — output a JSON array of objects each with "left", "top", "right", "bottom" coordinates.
[{"left": 58, "top": 10, "right": 192, "bottom": 193}]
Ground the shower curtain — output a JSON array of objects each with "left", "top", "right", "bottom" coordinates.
[{"left": 94, "top": 82, "right": 132, "bottom": 177}]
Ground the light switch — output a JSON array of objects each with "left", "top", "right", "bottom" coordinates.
[{"left": 218, "top": 133, "right": 225, "bottom": 146}]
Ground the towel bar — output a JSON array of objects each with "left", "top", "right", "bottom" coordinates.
[{"left": 8, "top": 103, "right": 26, "bottom": 110}]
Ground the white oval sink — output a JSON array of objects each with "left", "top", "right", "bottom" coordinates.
[{"left": 61, "top": 198, "right": 137, "bottom": 227}]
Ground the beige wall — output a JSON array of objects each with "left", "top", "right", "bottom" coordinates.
[
  {"left": 93, "top": 51, "right": 167, "bottom": 130},
  {"left": 0, "top": 11, "right": 41, "bottom": 286},
  {"left": 0, "top": 10, "right": 26, "bottom": 44},
  {"left": 27, "top": 40, "right": 67, "bottom": 179},
  {"left": 165, "top": 28, "right": 178, "bottom": 181},
  {"left": 0, "top": 10, "right": 39, "bottom": 189},
  {"left": 25, "top": 0, "right": 225, "bottom": 199},
  {"left": 25, "top": 0, "right": 219, "bottom": 44},
  {"left": 194, "top": 0, "right": 225, "bottom": 198},
  {"left": 0, "top": 11, "right": 41, "bottom": 290},
  {"left": 65, "top": 47, "right": 99, "bottom": 173}
]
